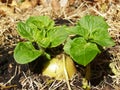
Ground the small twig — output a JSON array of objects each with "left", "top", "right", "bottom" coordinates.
[
  {"left": 49, "top": 80, "right": 57, "bottom": 90},
  {"left": 0, "top": 66, "right": 18, "bottom": 89},
  {"left": 63, "top": 54, "right": 72, "bottom": 90},
  {"left": 4, "top": 66, "right": 18, "bottom": 85},
  {"left": 0, "top": 84, "right": 17, "bottom": 89},
  {"left": 91, "top": 7, "right": 106, "bottom": 17},
  {"left": 40, "top": 82, "right": 47, "bottom": 90},
  {"left": 53, "top": 80, "right": 64, "bottom": 89},
  {"left": 21, "top": 72, "right": 35, "bottom": 90}
]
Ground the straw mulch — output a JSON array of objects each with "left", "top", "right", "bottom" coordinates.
[{"left": 0, "top": 0, "right": 120, "bottom": 90}]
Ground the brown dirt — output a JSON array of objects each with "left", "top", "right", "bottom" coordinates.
[{"left": 0, "top": 0, "right": 120, "bottom": 90}]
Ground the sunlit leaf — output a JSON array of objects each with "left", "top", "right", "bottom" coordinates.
[
  {"left": 14, "top": 42, "right": 43, "bottom": 64},
  {"left": 49, "top": 26, "right": 69, "bottom": 47},
  {"left": 69, "top": 38, "right": 100, "bottom": 66}
]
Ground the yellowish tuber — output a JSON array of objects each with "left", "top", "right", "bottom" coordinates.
[{"left": 42, "top": 54, "right": 77, "bottom": 80}]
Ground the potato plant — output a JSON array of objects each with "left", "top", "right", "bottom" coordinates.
[
  {"left": 64, "top": 15, "right": 115, "bottom": 66},
  {"left": 14, "top": 15, "right": 115, "bottom": 81},
  {"left": 14, "top": 16, "right": 76, "bottom": 80}
]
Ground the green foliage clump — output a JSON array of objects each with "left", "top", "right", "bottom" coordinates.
[
  {"left": 64, "top": 15, "right": 115, "bottom": 66},
  {"left": 14, "top": 15, "right": 115, "bottom": 66},
  {"left": 14, "top": 16, "right": 69, "bottom": 64}
]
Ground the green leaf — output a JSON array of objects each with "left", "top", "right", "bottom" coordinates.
[
  {"left": 44, "top": 52, "right": 51, "bottom": 60},
  {"left": 49, "top": 26, "right": 69, "bottom": 47},
  {"left": 67, "top": 15, "right": 109, "bottom": 40},
  {"left": 34, "top": 30, "right": 51, "bottom": 48},
  {"left": 77, "top": 15, "right": 109, "bottom": 34},
  {"left": 37, "top": 37, "right": 50, "bottom": 48},
  {"left": 14, "top": 42, "right": 43, "bottom": 64},
  {"left": 26, "top": 16, "right": 54, "bottom": 30},
  {"left": 25, "top": 16, "right": 55, "bottom": 48},
  {"left": 65, "top": 26, "right": 80, "bottom": 35},
  {"left": 69, "top": 37, "right": 100, "bottom": 66},
  {"left": 92, "top": 29, "right": 115, "bottom": 47},
  {"left": 26, "top": 23, "right": 40, "bottom": 41},
  {"left": 17, "top": 22, "right": 35, "bottom": 41},
  {"left": 63, "top": 38, "right": 72, "bottom": 55}
]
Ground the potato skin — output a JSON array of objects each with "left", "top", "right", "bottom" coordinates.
[{"left": 42, "top": 54, "right": 77, "bottom": 80}]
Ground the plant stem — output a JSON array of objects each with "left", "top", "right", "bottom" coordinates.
[
  {"left": 62, "top": 54, "right": 72, "bottom": 90},
  {"left": 85, "top": 63, "right": 91, "bottom": 81}
]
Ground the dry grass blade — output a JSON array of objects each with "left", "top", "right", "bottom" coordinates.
[{"left": 0, "top": 0, "right": 120, "bottom": 89}]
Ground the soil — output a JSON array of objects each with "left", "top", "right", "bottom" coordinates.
[{"left": 0, "top": 0, "right": 120, "bottom": 90}]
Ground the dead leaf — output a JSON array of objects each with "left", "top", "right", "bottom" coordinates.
[
  {"left": 59, "top": 0, "right": 68, "bottom": 7},
  {"left": 51, "top": 0, "right": 60, "bottom": 15},
  {"left": 0, "top": 5, "right": 14, "bottom": 16},
  {"left": 20, "top": 0, "right": 37, "bottom": 10},
  {"left": 10, "top": 0, "right": 18, "bottom": 6},
  {"left": 0, "top": 9, "right": 6, "bottom": 17},
  {"left": 69, "top": 0, "right": 75, "bottom": 5},
  {"left": 40, "top": 0, "right": 50, "bottom": 7}
]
